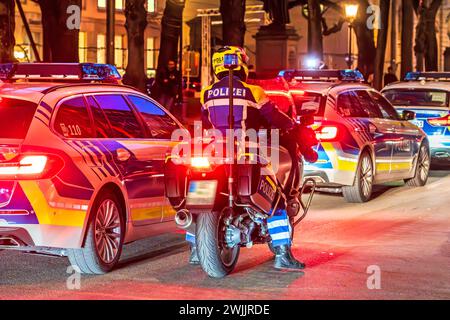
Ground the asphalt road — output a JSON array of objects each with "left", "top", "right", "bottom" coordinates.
[{"left": 1, "top": 169, "right": 450, "bottom": 300}]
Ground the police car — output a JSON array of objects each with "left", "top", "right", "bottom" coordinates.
[
  {"left": 382, "top": 72, "right": 450, "bottom": 166},
  {"left": 248, "top": 77, "right": 296, "bottom": 118},
  {"left": 278, "top": 69, "right": 430, "bottom": 203},
  {"left": 0, "top": 63, "right": 181, "bottom": 273}
]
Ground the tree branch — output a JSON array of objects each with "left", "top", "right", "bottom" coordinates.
[{"left": 430, "top": 0, "right": 442, "bottom": 15}]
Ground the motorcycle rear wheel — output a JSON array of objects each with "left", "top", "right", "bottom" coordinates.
[{"left": 196, "top": 211, "right": 240, "bottom": 278}]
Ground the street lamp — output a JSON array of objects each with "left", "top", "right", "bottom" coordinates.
[{"left": 345, "top": 3, "right": 359, "bottom": 69}]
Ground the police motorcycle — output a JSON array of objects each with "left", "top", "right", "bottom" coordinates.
[{"left": 164, "top": 54, "right": 317, "bottom": 278}]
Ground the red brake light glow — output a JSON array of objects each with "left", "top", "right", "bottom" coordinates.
[
  {"left": 0, "top": 154, "right": 64, "bottom": 180},
  {"left": 315, "top": 126, "right": 338, "bottom": 141},
  {"left": 427, "top": 114, "right": 450, "bottom": 127},
  {"left": 190, "top": 157, "right": 211, "bottom": 169}
]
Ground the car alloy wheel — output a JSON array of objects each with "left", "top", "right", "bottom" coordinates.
[
  {"left": 94, "top": 199, "right": 122, "bottom": 264},
  {"left": 360, "top": 154, "right": 373, "bottom": 199},
  {"left": 418, "top": 145, "right": 430, "bottom": 183}
]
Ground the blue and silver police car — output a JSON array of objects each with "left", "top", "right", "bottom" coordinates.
[
  {"left": 382, "top": 72, "right": 450, "bottom": 166},
  {"left": 278, "top": 69, "right": 430, "bottom": 203},
  {"left": 0, "top": 63, "right": 180, "bottom": 273}
]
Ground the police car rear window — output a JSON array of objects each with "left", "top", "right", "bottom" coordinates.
[
  {"left": 292, "top": 92, "right": 324, "bottom": 116},
  {"left": 54, "top": 97, "right": 94, "bottom": 138},
  {"left": 383, "top": 89, "right": 449, "bottom": 108},
  {"left": 0, "top": 97, "right": 38, "bottom": 139}
]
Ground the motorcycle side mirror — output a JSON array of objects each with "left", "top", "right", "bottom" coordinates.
[{"left": 402, "top": 110, "right": 416, "bottom": 121}]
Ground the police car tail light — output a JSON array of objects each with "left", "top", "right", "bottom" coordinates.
[
  {"left": 427, "top": 114, "right": 450, "bottom": 127},
  {"left": 0, "top": 154, "right": 64, "bottom": 180},
  {"left": 190, "top": 157, "right": 211, "bottom": 169},
  {"left": 315, "top": 126, "right": 338, "bottom": 141}
]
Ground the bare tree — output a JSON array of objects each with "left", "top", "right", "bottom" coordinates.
[
  {"left": 0, "top": 0, "right": 16, "bottom": 63},
  {"left": 157, "top": 0, "right": 185, "bottom": 72},
  {"left": 122, "top": 0, "right": 147, "bottom": 92},
  {"left": 34, "top": 0, "right": 81, "bottom": 62},
  {"left": 307, "top": 0, "right": 323, "bottom": 58},
  {"left": 374, "top": 0, "right": 391, "bottom": 90},
  {"left": 414, "top": 0, "right": 442, "bottom": 71},
  {"left": 353, "top": 0, "right": 376, "bottom": 78},
  {"left": 401, "top": 0, "right": 415, "bottom": 78},
  {"left": 220, "top": 0, "right": 246, "bottom": 47}
]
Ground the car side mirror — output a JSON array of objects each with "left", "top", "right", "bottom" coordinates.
[
  {"left": 298, "top": 114, "right": 315, "bottom": 126},
  {"left": 402, "top": 110, "right": 416, "bottom": 121}
]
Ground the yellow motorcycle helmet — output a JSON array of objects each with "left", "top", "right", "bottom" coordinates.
[{"left": 212, "top": 46, "right": 250, "bottom": 80}]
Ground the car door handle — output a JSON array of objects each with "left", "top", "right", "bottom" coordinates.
[{"left": 116, "top": 148, "right": 131, "bottom": 162}]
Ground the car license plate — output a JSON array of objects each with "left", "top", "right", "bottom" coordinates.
[
  {"left": 186, "top": 180, "right": 218, "bottom": 205},
  {"left": 411, "top": 120, "right": 424, "bottom": 128}
]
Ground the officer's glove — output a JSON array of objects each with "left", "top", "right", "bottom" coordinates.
[{"left": 293, "top": 124, "right": 319, "bottom": 163}]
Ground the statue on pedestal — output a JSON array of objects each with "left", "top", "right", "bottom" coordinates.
[{"left": 262, "top": 0, "right": 290, "bottom": 27}]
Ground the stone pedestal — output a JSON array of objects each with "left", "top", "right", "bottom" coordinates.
[{"left": 254, "top": 24, "right": 301, "bottom": 78}]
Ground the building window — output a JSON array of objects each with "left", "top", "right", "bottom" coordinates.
[
  {"left": 147, "top": 0, "right": 156, "bottom": 13},
  {"left": 79, "top": 32, "right": 88, "bottom": 63},
  {"left": 97, "top": 34, "right": 106, "bottom": 64},
  {"left": 98, "top": 0, "right": 123, "bottom": 10},
  {"left": 146, "top": 37, "right": 156, "bottom": 74},
  {"left": 115, "top": 35, "right": 124, "bottom": 69}
]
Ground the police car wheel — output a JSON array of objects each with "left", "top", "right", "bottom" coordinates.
[
  {"left": 67, "top": 192, "right": 125, "bottom": 275},
  {"left": 405, "top": 143, "right": 430, "bottom": 187},
  {"left": 342, "top": 151, "right": 373, "bottom": 203},
  {"left": 196, "top": 211, "right": 240, "bottom": 278}
]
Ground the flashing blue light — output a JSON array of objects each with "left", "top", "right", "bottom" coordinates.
[
  {"left": 278, "top": 69, "right": 364, "bottom": 82},
  {"left": 0, "top": 63, "right": 121, "bottom": 82},
  {"left": 404, "top": 71, "right": 450, "bottom": 81},
  {"left": 405, "top": 72, "right": 421, "bottom": 81},
  {"left": 81, "top": 63, "right": 121, "bottom": 80},
  {"left": 305, "top": 57, "right": 320, "bottom": 69},
  {"left": 0, "top": 63, "right": 16, "bottom": 80},
  {"left": 340, "top": 69, "right": 364, "bottom": 81}
]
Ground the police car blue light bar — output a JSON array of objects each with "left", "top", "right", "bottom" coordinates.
[
  {"left": 405, "top": 71, "right": 450, "bottom": 82},
  {"left": 278, "top": 69, "right": 364, "bottom": 82},
  {"left": 0, "top": 63, "right": 121, "bottom": 82}
]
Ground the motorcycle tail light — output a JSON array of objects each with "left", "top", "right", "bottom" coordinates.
[
  {"left": 427, "top": 114, "right": 450, "bottom": 127},
  {"left": 190, "top": 157, "right": 211, "bottom": 169}
]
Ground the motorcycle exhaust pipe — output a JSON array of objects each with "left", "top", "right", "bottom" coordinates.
[{"left": 175, "top": 209, "right": 193, "bottom": 230}]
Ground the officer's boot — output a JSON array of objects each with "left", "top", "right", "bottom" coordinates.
[
  {"left": 273, "top": 244, "right": 305, "bottom": 271},
  {"left": 189, "top": 245, "right": 200, "bottom": 265}
]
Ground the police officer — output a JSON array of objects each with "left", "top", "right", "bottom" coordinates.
[{"left": 187, "top": 46, "right": 317, "bottom": 271}]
